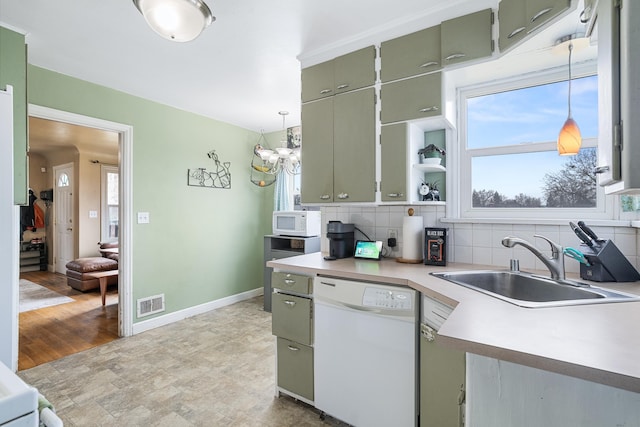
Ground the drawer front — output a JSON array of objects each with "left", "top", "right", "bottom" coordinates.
[
  {"left": 272, "top": 293, "right": 312, "bottom": 345},
  {"left": 277, "top": 337, "right": 314, "bottom": 401},
  {"left": 271, "top": 272, "right": 311, "bottom": 294}
]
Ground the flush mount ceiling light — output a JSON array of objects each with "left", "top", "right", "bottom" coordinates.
[
  {"left": 133, "top": 0, "right": 215, "bottom": 42},
  {"left": 555, "top": 34, "right": 588, "bottom": 156}
]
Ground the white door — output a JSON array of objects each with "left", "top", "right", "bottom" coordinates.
[{"left": 54, "top": 163, "right": 74, "bottom": 273}]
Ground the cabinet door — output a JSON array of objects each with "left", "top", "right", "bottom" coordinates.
[
  {"left": 277, "top": 337, "right": 314, "bottom": 401},
  {"left": 333, "top": 88, "right": 376, "bottom": 202},
  {"left": 420, "top": 332, "right": 466, "bottom": 427},
  {"left": 381, "top": 26, "right": 441, "bottom": 83},
  {"left": 381, "top": 73, "right": 442, "bottom": 124},
  {"left": 526, "top": 0, "right": 571, "bottom": 35},
  {"left": 301, "top": 60, "right": 334, "bottom": 103},
  {"left": 380, "top": 124, "right": 407, "bottom": 202},
  {"left": 333, "top": 46, "right": 376, "bottom": 95},
  {"left": 301, "top": 98, "right": 334, "bottom": 203},
  {"left": 498, "top": 0, "right": 528, "bottom": 52},
  {"left": 441, "top": 8, "right": 493, "bottom": 67}
]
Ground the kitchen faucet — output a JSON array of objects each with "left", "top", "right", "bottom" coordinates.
[{"left": 501, "top": 235, "right": 565, "bottom": 280}]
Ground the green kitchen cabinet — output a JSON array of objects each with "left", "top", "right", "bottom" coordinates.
[
  {"left": 301, "top": 97, "right": 334, "bottom": 203},
  {"left": 333, "top": 88, "right": 376, "bottom": 202},
  {"left": 277, "top": 337, "right": 314, "bottom": 401},
  {"left": 381, "top": 72, "right": 442, "bottom": 124},
  {"left": 380, "top": 123, "right": 408, "bottom": 202},
  {"left": 301, "top": 46, "right": 376, "bottom": 103},
  {"left": 272, "top": 292, "right": 313, "bottom": 345},
  {"left": 272, "top": 271, "right": 314, "bottom": 402},
  {"left": 380, "top": 25, "right": 441, "bottom": 83},
  {"left": 441, "top": 8, "right": 494, "bottom": 67},
  {"left": 498, "top": 0, "right": 572, "bottom": 53},
  {"left": 0, "top": 27, "right": 28, "bottom": 205},
  {"left": 301, "top": 88, "right": 376, "bottom": 203}
]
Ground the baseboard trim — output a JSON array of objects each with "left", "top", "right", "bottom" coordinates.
[{"left": 132, "top": 287, "right": 264, "bottom": 335}]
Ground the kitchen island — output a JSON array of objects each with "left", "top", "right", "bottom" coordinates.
[{"left": 268, "top": 252, "right": 640, "bottom": 394}]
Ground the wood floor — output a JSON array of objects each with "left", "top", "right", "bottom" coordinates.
[{"left": 19, "top": 270, "right": 119, "bottom": 371}]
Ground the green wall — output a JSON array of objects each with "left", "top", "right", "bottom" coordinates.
[
  {"left": 27, "top": 65, "right": 275, "bottom": 321},
  {"left": 0, "top": 27, "right": 27, "bottom": 205}
]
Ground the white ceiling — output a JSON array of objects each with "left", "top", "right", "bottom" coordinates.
[{"left": 0, "top": 0, "right": 590, "bottom": 135}]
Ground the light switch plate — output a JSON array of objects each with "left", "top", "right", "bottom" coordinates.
[
  {"left": 137, "top": 212, "right": 150, "bottom": 224},
  {"left": 89, "top": 210, "right": 98, "bottom": 218}
]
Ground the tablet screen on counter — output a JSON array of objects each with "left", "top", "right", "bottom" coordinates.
[{"left": 354, "top": 240, "right": 383, "bottom": 260}]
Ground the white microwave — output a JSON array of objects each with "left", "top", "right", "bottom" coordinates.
[{"left": 272, "top": 210, "right": 321, "bottom": 237}]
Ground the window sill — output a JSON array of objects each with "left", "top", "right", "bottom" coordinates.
[{"left": 441, "top": 217, "right": 632, "bottom": 228}]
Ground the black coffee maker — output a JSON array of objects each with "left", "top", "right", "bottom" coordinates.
[{"left": 325, "top": 221, "right": 355, "bottom": 260}]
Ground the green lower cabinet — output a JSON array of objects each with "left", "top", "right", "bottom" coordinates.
[
  {"left": 420, "top": 332, "right": 466, "bottom": 427},
  {"left": 272, "top": 293, "right": 312, "bottom": 345},
  {"left": 277, "top": 337, "right": 314, "bottom": 401}
]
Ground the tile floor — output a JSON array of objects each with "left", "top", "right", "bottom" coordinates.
[{"left": 19, "top": 297, "right": 345, "bottom": 426}]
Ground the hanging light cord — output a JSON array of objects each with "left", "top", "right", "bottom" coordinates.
[{"left": 567, "top": 42, "right": 574, "bottom": 118}]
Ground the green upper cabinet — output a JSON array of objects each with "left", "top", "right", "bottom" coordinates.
[
  {"left": 301, "top": 97, "right": 334, "bottom": 203},
  {"left": 0, "top": 27, "right": 28, "bottom": 205},
  {"left": 380, "top": 25, "right": 441, "bottom": 83},
  {"left": 301, "top": 89, "right": 376, "bottom": 204},
  {"left": 441, "top": 8, "right": 494, "bottom": 67},
  {"left": 301, "top": 46, "right": 376, "bottom": 103},
  {"left": 498, "top": 0, "right": 528, "bottom": 52},
  {"left": 380, "top": 124, "right": 407, "bottom": 202},
  {"left": 499, "top": 0, "right": 572, "bottom": 53},
  {"left": 381, "top": 72, "right": 442, "bottom": 124},
  {"left": 333, "top": 88, "right": 376, "bottom": 203}
]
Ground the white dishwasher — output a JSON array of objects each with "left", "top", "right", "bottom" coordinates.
[{"left": 314, "top": 277, "right": 418, "bottom": 427}]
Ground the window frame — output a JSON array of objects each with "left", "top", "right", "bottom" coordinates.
[
  {"left": 454, "top": 62, "right": 614, "bottom": 221},
  {"left": 101, "top": 164, "right": 119, "bottom": 243}
]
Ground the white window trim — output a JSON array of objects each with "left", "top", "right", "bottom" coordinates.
[
  {"left": 451, "top": 61, "right": 616, "bottom": 221},
  {"left": 101, "top": 164, "right": 119, "bottom": 243}
]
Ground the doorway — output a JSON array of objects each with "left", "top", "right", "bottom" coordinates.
[{"left": 18, "top": 106, "right": 133, "bottom": 369}]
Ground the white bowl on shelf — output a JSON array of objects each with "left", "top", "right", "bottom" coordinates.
[{"left": 420, "top": 157, "right": 442, "bottom": 166}]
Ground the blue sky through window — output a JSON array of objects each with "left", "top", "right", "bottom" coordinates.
[{"left": 467, "top": 75, "right": 598, "bottom": 201}]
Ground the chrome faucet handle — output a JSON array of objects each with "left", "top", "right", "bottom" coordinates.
[{"left": 533, "top": 234, "right": 563, "bottom": 258}]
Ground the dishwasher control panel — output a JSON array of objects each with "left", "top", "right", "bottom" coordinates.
[{"left": 363, "top": 287, "right": 413, "bottom": 310}]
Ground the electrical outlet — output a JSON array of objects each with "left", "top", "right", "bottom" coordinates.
[{"left": 387, "top": 229, "right": 398, "bottom": 240}]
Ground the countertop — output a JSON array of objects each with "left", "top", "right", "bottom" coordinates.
[{"left": 267, "top": 252, "right": 640, "bottom": 394}]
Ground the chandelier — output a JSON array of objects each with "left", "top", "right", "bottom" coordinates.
[{"left": 250, "top": 111, "right": 300, "bottom": 187}]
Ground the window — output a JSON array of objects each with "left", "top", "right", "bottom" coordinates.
[
  {"left": 101, "top": 165, "right": 119, "bottom": 242},
  {"left": 457, "top": 67, "right": 610, "bottom": 219},
  {"left": 57, "top": 172, "right": 70, "bottom": 187}
]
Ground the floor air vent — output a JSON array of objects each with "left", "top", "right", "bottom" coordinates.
[{"left": 137, "top": 294, "right": 165, "bottom": 317}]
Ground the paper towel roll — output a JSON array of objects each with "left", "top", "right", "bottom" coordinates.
[{"left": 402, "top": 215, "right": 424, "bottom": 262}]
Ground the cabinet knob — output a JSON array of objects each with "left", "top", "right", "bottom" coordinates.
[
  {"left": 287, "top": 345, "right": 300, "bottom": 351},
  {"left": 320, "top": 89, "right": 332, "bottom": 95},
  {"left": 320, "top": 194, "right": 331, "bottom": 200},
  {"left": 420, "top": 61, "right": 439, "bottom": 68},
  {"left": 445, "top": 53, "right": 466, "bottom": 61},
  {"left": 284, "top": 279, "right": 296, "bottom": 285},
  {"left": 284, "top": 300, "right": 296, "bottom": 307},
  {"left": 336, "top": 83, "right": 349, "bottom": 90},
  {"left": 387, "top": 193, "right": 404, "bottom": 198},
  {"left": 337, "top": 193, "right": 349, "bottom": 199},
  {"left": 419, "top": 106, "right": 439, "bottom": 113}
]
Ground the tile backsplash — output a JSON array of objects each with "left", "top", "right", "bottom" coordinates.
[{"left": 319, "top": 206, "right": 640, "bottom": 274}]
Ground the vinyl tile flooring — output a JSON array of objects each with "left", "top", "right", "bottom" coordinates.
[{"left": 19, "top": 297, "right": 346, "bottom": 426}]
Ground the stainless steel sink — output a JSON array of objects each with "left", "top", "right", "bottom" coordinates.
[{"left": 431, "top": 270, "right": 640, "bottom": 308}]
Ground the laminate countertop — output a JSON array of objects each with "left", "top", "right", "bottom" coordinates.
[{"left": 267, "top": 252, "right": 640, "bottom": 394}]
